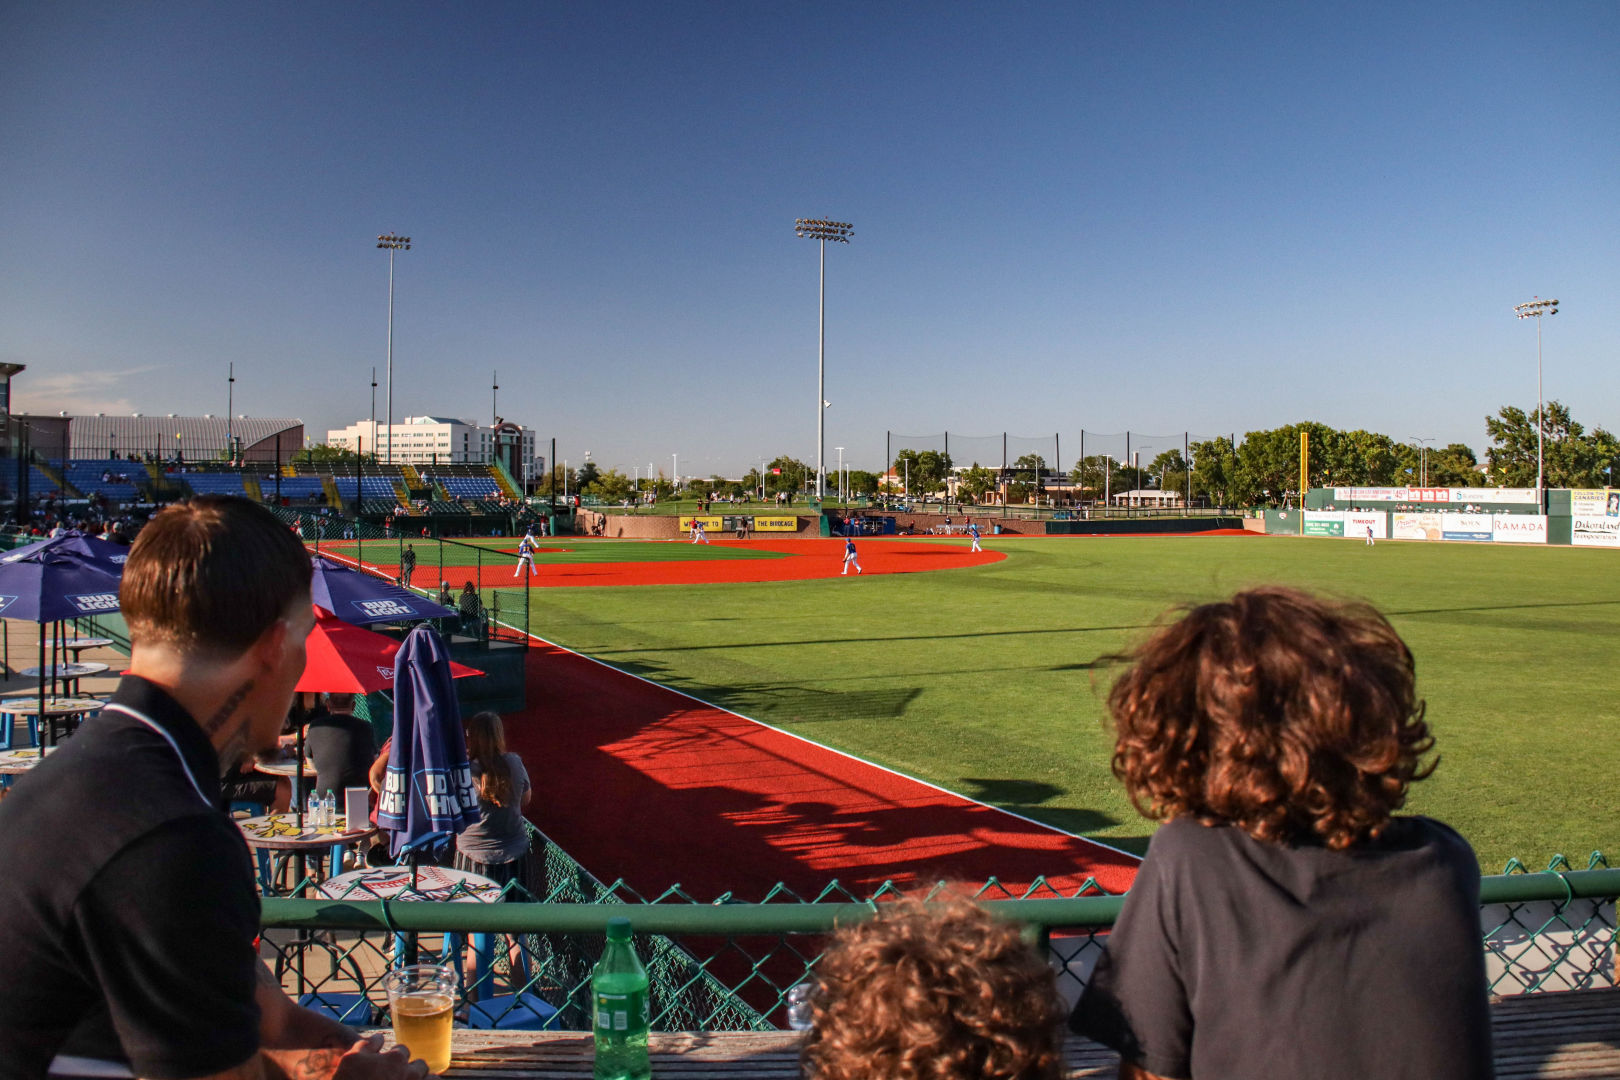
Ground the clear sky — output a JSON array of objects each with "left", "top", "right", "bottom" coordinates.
[{"left": 3, "top": 1, "right": 1615, "bottom": 478}]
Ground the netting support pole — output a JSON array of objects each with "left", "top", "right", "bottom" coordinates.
[
  {"left": 1054, "top": 433, "right": 1060, "bottom": 501},
  {"left": 1002, "top": 433, "right": 1006, "bottom": 472},
  {"left": 1185, "top": 432, "right": 1190, "bottom": 509},
  {"left": 885, "top": 431, "right": 890, "bottom": 478}
]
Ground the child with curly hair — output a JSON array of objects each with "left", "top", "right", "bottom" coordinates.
[
  {"left": 1071, "top": 587, "right": 1491, "bottom": 1080},
  {"left": 801, "top": 892, "right": 1067, "bottom": 1080}
]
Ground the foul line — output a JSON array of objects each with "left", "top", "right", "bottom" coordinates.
[{"left": 495, "top": 614, "right": 1140, "bottom": 864}]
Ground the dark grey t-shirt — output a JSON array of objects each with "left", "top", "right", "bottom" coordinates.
[
  {"left": 1072, "top": 816, "right": 1492, "bottom": 1080},
  {"left": 455, "top": 752, "right": 531, "bottom": 864}
]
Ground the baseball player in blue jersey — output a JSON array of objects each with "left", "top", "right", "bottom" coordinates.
[
  {"left": 691, "top": 519, "right": 709, "bottom": 544},
  {"left": 513, "top": 529, "right": 539, "bottom": 578},
  {"left": 841, "top": 536, "right": 862, "bottom": 575},
  {"left": 968, "top": 521, "right": 982, "bottom": 552}
]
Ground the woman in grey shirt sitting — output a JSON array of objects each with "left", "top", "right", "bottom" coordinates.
[{"left": 453, "top": 711, "right": 532, "bottom": 889}]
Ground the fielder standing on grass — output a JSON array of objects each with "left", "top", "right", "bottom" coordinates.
[
  {"left": 513, "top": 527, "right": 538, "bottom": 578},
  {"left": 968, "top": 520, "right": 982, "bottom": 553},
  {"left": 841, "top": 535, "right": 863, "bottom": 575}
]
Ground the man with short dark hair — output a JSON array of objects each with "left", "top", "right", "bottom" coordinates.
[
  {"left": 0, "top": 496, "right": 425, "bottom": 1080},
  {"left": 305, "top": 692, "right": 376, "bottom": 798}
]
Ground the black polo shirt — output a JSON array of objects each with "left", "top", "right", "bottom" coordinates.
[{"left": 0, "top": 676, "right": 261, "bottom": 1079}]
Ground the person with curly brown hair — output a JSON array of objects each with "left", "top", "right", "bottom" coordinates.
[
  {"left": 801, "top": 892, "right": 1066, "bottom": 1080},
  {"left": 1071, "top": 587, "right": 1492, "bottom": 1080}
]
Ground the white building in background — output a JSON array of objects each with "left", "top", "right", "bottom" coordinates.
[{"left": 326, "top": 415, "right": 540, "bottom": 482}]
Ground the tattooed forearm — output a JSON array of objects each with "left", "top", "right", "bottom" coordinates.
[{"left": 261, "top": 1038, "right": 351, "bottom": 1080}]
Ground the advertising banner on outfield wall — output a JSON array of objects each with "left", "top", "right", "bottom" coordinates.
[
  {"left": 1570, "top": 490, "right": 1620, "bottom": 547},
  {"left": 1344, "top": 512, "right": 1387, "bottom": 539},
  {"left": 1392, "top": 513, "right": 1443, "bottom": 541},
  {"left": 1491, "top": 515, "right": 1547, "bottom": 544},
  {"left": 1330, "top": 486, "right": 1539, "bottom": 505},
  {"left": 1302, "top": 512, "right": 1344, "bottom": 536},
  {"left": 751, "top": 516, "right": 799, "bottom": 532},
  {"left": 679, "top": 516, "right": 724, "bottom": 532},
  {"left": 1441, "top": 513, "right": 1493, "bottom": 542}
]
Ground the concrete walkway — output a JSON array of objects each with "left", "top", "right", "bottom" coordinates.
[{"left": 1, "top": 619, "right": 125, "bottom": 746}]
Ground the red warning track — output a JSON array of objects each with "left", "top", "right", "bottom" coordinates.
[{"left": 505, "top": 639, "right": 1140, "bottom": 899}]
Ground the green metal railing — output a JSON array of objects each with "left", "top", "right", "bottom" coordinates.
[{"left": 258, "top": 828, "right": 1615, "bottom": 1031}]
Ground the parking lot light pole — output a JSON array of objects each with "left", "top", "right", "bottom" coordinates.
[
  {"left": 1514, "top": 297, "right": 1559, "bottom": 493},
  {"left": 377, "top": 233, "right": 412, "bottom": 465},
  {"left": 794, "top": 218, "right": 853, "bottom": 499}
]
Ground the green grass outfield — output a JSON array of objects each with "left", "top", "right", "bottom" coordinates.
[{"left": 509, "top": 535, "right": 1618, "bottom": 872}]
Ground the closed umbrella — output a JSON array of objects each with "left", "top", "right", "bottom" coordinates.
[
  {"left": 308, "top": 554, "right": 453, "bottom": 626},
  {"left": 376, "top": 624, "right": 480, "bottom": 858}
]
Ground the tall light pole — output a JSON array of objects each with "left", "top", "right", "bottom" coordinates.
[
  {"left": 369, "top": 366, "right": 378, "bottom": 457},
  {"left": 795, "top": 218, "right": 853, "bottom": 499},
  {"left": 1409, "top": 436, "right": 1434, "bottom": 487},
  {"left": 1514, "top": 297, "right": 1558, "bottom": 493},
  {"left": 226, "top": 362, "right": 235, "bottom": 459},
  {"left": 835, "top": 447, "right": 844, "bottom": 504},
  {"left": 377, "top": 232, "right": 411, "bottom": 464}
]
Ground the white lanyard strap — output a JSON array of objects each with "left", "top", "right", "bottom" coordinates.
[{"left": 98, "top": 703, "right": 213, "bottom": 809}]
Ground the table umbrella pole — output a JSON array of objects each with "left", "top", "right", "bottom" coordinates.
[{"left": 37, "top": 623, "right": 46, "bottom": 745}]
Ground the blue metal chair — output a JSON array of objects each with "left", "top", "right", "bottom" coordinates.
[{"left": 466, "top": 990, "right": 558, "bottom": 1030}]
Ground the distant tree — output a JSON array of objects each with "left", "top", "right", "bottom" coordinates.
[
  {"left": 300, "top": 443, "right": 377, "bottom": 464},
  {"left": 1149, "top": 449, "right": 1188, "bottom": 494},
  {"left": 892, "top": 449, "right": 953, "bottom": 495},
  {"left": 958, "top": 463, "right": 997, "bottom": 503},
  {"left": 846, "top": 469, "right": 880, "bottom": 497},
  {"left": 585, "top": 468, "right": 633, "bottom": 503},
  {"left": 1486, "top": 401, "right": 1620, "bottom": 488},
  {"left": 1188, "top": 437, "right": 1246, "bottom": 505},
  {"left": 766, "top": 455, "right": 812, "bottom": 494},
  {"left": 1069, "top": 456, "right": 1112, "bottom": 502},
  {"left": 576, "top": 461, "right": 601, "bottom": 490}
]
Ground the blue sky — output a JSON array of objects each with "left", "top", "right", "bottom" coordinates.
[{"left": 3, "top": 2, "right": 1615, "bottom": 478}]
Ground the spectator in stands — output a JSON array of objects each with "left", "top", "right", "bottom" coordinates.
[
  {"left": 1070, "top": 587, "right": 1491, "bottom": 1080},
  {"left": 452, "top": 711, "right": 532, "bottom": 888},
  {"left": 458, "top": 582, "right": 485, "bottom": 639},
  {"left": 304, "top": 693, "right": 376, "bottom": 798},
  {"left": 800, "top": 892, "right": 1066, "bottom": 1080}
]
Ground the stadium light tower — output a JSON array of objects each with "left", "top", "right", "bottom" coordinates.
[
  {"left": 795, "top": 218, "right": 853, "bottom": 499},
  {"left": 1514, "top": 297, "right": 1558, "bottom": 494},
  {"left": 1409, "top": 436, "right": 1434, "bottom": 487},
  {"left": 377, "top": 232, "right": 412, "bottom": 464}
]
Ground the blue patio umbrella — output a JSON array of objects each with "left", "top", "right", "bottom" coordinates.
[
  {"left": 375, "top": 624, "right": 479, "bottom": 857},
  {"left": 309, "top": 554, "right": 454, "bottom": 626},
  {"left": 0, "top": 545, "right": 124, "bottom": 731},
  {"left": 1, "top": 530, "right": 129, "bottom": 574}
]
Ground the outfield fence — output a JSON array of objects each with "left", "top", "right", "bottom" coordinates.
[{"left": 259, "top": 826, "right": 1616, "bottom": 1031}]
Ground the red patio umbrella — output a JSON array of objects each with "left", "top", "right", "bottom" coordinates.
[{"left": 297, "top": 607, "right": 483, "bottom": 694}]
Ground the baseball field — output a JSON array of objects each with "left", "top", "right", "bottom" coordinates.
[{"left": 326, "top": 531, "right": 1620, "bottom": 873}]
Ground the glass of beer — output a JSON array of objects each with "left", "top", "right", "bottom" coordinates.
[{"left": 385, "top": 963, "right": 457, "bottom": 1073}]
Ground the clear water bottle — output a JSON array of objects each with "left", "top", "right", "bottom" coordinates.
[
  {"left": 305, "top": 789, "right": 320, "bottom": 827},
  {"left": 592, "top": 917, "right": 650, "bottom": 1080},
  {"left": 321, "top": 790, "right": 336, "bottom": 828}
]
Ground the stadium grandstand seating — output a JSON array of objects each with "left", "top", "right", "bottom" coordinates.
[
  {"left": 26, "top": 464, "right": 68, "bottom": 497},
  {"left": 183, "top": 472, "right": 250, "bottom": 496},
  {"left": 274, "top": 476, "right": 329, "bottom": 500},
  {"left": 329, "top": 476, "right": 402, "bottom": 501},
  {"left": 57, "top": 459, "right": 144, "bottom": 500},
  {"left": 440, "top": 476, "right": 501, "bottom": 497}
]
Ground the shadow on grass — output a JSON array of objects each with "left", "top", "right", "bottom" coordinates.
[
  {"left": 600, "top": 658, "right": 923, "bottom": 723},
  {"left": 592, "top": 623, "right": 1159, "bottom": 656},
  {"left": 958, "top": 778, "right": 1131, "bottom": 840}
]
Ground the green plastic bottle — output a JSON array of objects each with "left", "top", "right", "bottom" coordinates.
[{"left": 592, "top": 917, "right": 651, "bottom": 1080}]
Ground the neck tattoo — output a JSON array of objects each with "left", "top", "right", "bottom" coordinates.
[{"left": 204, "top": 679, "right": 254, "bottom": 736}]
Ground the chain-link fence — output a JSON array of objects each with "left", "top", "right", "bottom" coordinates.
[{"left": 257, "top": 828, "right": 1615, "bottom": 1033}]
